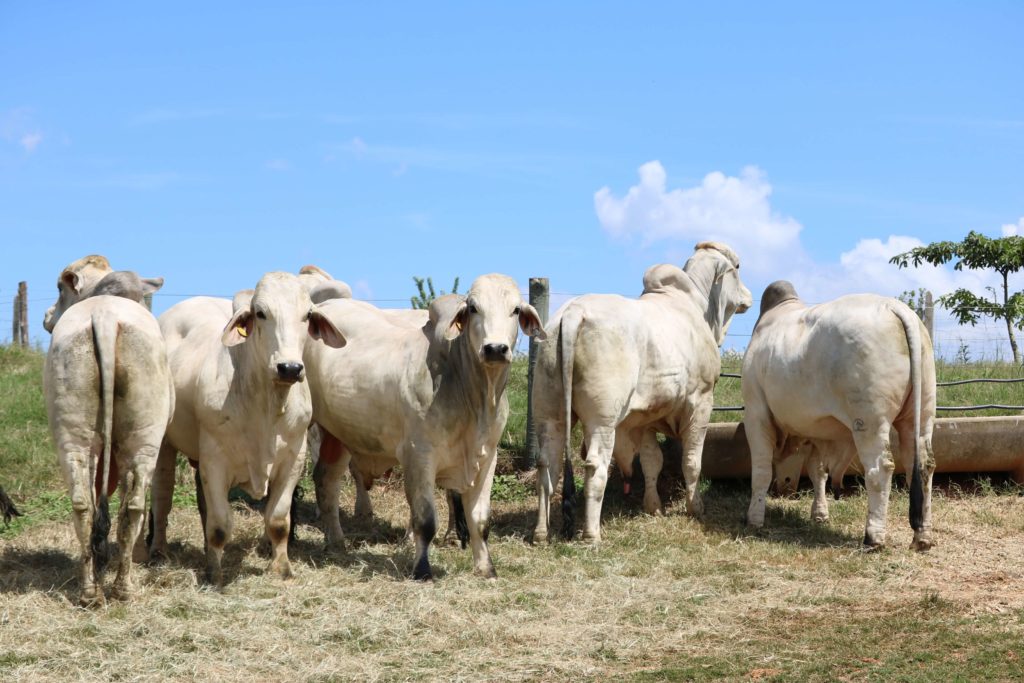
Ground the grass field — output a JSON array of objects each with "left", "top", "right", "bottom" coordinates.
[{"left": 2, "top": 346, "right": 1024, "bottom": 680}]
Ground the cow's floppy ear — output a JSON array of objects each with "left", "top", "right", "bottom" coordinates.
[
  {"left": 443, "top": 300, "right": 470, "bottom": 341},
  {"left": 518, "top": 302, "right": 547, "bottom": 340},
  {"left": 222, "top": 308, "right": 254, "bottom": 347},
  {"left": 141, "top": 277, "right": 164, "bottom": 296},
  {"left": 61, "top": 270, "right": 80, "bottom": 294},
  {"left": 308, "top": 308, "right": 346, "bottom": 349}
]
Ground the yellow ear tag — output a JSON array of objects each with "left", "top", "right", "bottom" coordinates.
[{"left": 237, "top": 325, "right": 248, "bottom": 338}]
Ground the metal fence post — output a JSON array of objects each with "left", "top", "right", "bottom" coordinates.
[{"left": 523, "top": 277, "right": 550, "bottom": 470}]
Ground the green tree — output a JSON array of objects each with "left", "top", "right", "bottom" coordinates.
[
  {"left": 411, "top": 276, "right": 460, "bottom": 310},
  {"left": 897, "top": 288, "right": 930, "bottom": 319},
  {"left": 890, "top": 231, "right": 1024, "bottom": 364}
]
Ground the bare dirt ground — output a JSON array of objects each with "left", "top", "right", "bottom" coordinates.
[{"left": 2, "top": 476, "right": 1023, "bottom": 682}]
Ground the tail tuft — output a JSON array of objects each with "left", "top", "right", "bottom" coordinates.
[
  {"left": 561, "top": 454, "right": 576, "bottom": 540},
  {"left": 91, "top": 494, "right": 111, "bottom": 578}
]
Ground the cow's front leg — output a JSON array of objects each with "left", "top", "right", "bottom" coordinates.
[
  {"left": 113, "top": 453, "right": 156, "bottom": 600},
  {"left": 638, "top": 430, "right": 664, "bottom": 515},
  {"left": 264, "top": 448, "right": 305, "bottom": 579},
  {"left": 533, "top": 419, "right": 564, "bottom": 544},
  {"left": 313, "top": 428, "right": 347, "bottom": 549},
  {"left": 403, "top": 448, "right": 437, "bottom": 581},
  {"left": 462, "top": 449, "right": 498, "bottom": 578},
  {"left": 680, "top": 400, "right": 713, "bottom": 518},
  {"left": 582, "top": 425, "right": 615, "bottom": 543},
  {"left": 143, "top": 440, "right": 177, "bottom": 562},
  {"left": 199, "top": 457, "right": 232, "bottom": 586}
]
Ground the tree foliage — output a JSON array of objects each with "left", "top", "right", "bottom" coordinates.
[
  {"left": 890, "top": 231, "right": 1024, "bottom": 363},
  {"left": 411, "top": 276, "right": 460, "bottom": 310}
]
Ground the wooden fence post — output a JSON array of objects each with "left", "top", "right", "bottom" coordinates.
[
  {"left": 17, "top": 282, "right": 27, "bottom": 347},
  {"left": 924, "top": 289, "right": 934, "bottom": 350},
  {"left": 11, "top": 294, "right": 19, "bottom": 345},
  {"left": 523, "top": 277, "right": 550, "bottom": 470}
]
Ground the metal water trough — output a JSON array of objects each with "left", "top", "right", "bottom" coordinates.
[{"left": 697, "top": 416, "right": 1024, "bottom": 486}]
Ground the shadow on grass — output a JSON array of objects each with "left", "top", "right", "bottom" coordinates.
[{"left": 0, "top": 546, "right": 78, "bottom": 599}]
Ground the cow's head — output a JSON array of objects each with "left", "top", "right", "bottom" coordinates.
[
  {"left": 222, "top": 272, "right": 346, "bottom": 384},
  {"left": 45, "top": 255, "right": 164, "bottom": 333},
  {"left": 441, "top": 274, "right": 546, "bottom": 366},
  {"left": 683, "top": 242, "right": 753, "bottom": 346}
]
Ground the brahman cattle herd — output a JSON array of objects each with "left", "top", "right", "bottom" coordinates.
[{"left": 37, "top": 243, "right": 936, "bottom": 606}]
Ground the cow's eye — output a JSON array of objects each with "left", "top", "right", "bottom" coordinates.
[
  {"left": 302, "top": 311, "right": 311, "bottom": 322},
  {"left": 468, "top": 303, "right": 478, "bottom": 315},
  {"left": 256, "top": 310, "right": 267, "bottom": 320},
  {"left": 512, "top": 306, "right": 521, "bottom": 316}
]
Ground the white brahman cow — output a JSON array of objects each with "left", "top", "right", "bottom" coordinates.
[
  {"left": 742, "top": 280, "right": 936, "bottom": 550},
  {"left": 147, "top": 272, "right": 344, "bottom": 584},
  {"left": 305, "top": 275, "right": 544, "bottom": 580},
  {"left": 532, "top": 242, "right": 753, "bottom": 543},
  {"left": 43, "top": 256, "right": 172, "bottom": 605}
]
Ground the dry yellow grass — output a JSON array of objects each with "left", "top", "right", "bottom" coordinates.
[{"left": 2, "top": 472, "right": 1023, "bottom": 682}]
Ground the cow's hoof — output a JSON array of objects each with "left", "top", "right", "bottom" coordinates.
[
  {"left": 79, "top": 588, "right": 105, "bottom": 608},
  {"left": 475, "top": 565, "right": 497, "bottom": 580},
  {"left": 862, "top": 533, "right": 885, "bottom": 552},
  {"left": 532, "top": 529, "right": 548, "bottom": 544},
  {"left": 412, "top": 556, "right": 433, "bottom": 582},
  {"left": 110, "top": 582, "right": 133, "bottom": 602},
  {"left": 147, "top": 547, "right": 169, "bottom": 566},
  {"left": 811, "top": 514, "right": 829, "bottom": 524},
  {"left": 911, "top": 537, "right": 934, "bottom": 552},
  {"left": 271, "top": 560, "right": 294, "bottom": 580},
  {"left": 205, "top": 565, "right": 223, "bottom": 587}
]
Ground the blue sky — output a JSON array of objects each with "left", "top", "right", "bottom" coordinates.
[{"left": 2, "top": 3, "right": 1022, "bottom": 356}]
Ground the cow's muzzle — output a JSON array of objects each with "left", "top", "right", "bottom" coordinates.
[
  {"left": 276, "top": 361, "right": 305, "bottom": 384},
  {"left": 482, "top": 343, "right": 511, "bottom": 364}
]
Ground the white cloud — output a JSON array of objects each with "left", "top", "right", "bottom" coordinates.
[
  {"left": 20, "top": 132, "right": 42, "bottom": 152},
  {"left": 594, "top": 162, "right": 803, "bottom": 274},
  {"left": 1001, "top": 217, "right": 1024, "bottom": 236},
  {"left": 2, "top": 108, "right": 43, "bottom": 153}
]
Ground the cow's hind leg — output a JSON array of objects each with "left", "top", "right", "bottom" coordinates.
[
  {"left": 533, "top": 419, "right": 565, "bottom": 544},
  {"left": 145, "top": 440, "right": 177, "bottom": 563},
  {"left": 854, "top": 423, "right": 896, "bottom": 549},
  {"left": 582, "top": 425, "right": 615, "bottom": 543},
  {"left": 638, "top": 430, "right": 663, "bottom": 515},
  {"left": 896, "top": 420, "right": 936, "bottom": 551},
  {"left": 313, "top": 430, "right": 347, "bottom": 549},
  {"left": 808, "top": 445, "right": 829, "bottom": 523},
  {"left": 61, "top": 447, "right": 104, "bottom": 606},
  {"left": 112, "top": 453, "right": 156, "bottom": 600},
  {"left": 744, "top": 400, "right": 778, "bottom": 528},
  {"left": 680, "top": 400, "right": 713, "bottom": 518}
]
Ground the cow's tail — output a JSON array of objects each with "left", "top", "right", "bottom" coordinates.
[
  {"left": 90, "top": 309, "right": 117, "bottom": 579},
  {"left": 0, "top": 484, "right": 22, "bottom": 525},
  {"left": 892, "top": 303, "right": 924, "bottom": 533},
  {"left": 559, "top": 308, "right": 582, "bottom": 540}
]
